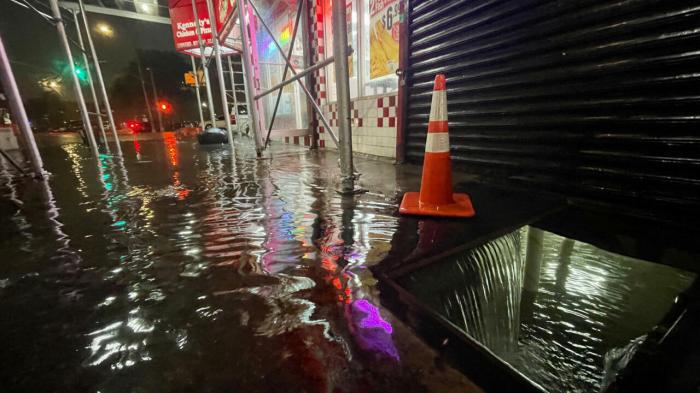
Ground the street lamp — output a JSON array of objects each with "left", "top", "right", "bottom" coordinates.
[
  {"left": 146, "top": 67, "right": 163, "bottom": 132},
  {"left": 95, "top": 22, "right": 114, "bottom": 38}
]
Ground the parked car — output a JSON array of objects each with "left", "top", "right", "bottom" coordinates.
[
  {"left": 125, "top": 119, "right": 152, "bottom": 133},
  {"left": 197, "top": 126, "right": 228, "bottom": 145},
  {"left": 200, "top": 113, "right": 250, "bottom": 135}
]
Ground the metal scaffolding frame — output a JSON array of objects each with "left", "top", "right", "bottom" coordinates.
[
  {"left": 245, "top": 0, "right": 339, "bottom": 150},
  {"left": 77, "top": 0, "right": 123, "bottom": 156},
  {"left": 0, "top": 33, "right": 45, "bottom": 178},
  {"left": 204, "top": 0, "right": 234, "bottom": 143},
  {"left": 72, "top": 8, "right": 109, "bottom": 151},
  {"left": 191, "top": 0, "right": 216, "bottom": 127},
  {"left": 49, "top": 0, "right": 100, "bottom": 158},
  {"left": 191, "top": 56, "right": 205, "bottom": 127},
  {"left": 226, "top": 56, "right": 246, "bottom": 134}
]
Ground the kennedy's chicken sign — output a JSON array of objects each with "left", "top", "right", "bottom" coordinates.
[{"left": 168, "top": 0, "right": 238, "bottom": 56}]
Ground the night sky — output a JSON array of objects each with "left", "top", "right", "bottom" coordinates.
[{"left": 0, "top": 1, "right": 177, "bottom": 100}]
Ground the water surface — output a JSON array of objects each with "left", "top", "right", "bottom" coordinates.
[
  {"left": 0, "top": 135, "right": 476, "bottom": 393},
  {"left": 398, "top": 226, "right": 695, "bottom": 392}
]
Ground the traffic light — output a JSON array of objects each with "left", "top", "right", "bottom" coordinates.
[
  {"left": 157, "top": 100, "right": 172, "bottom": 114},
  {"left": 74, "top": 65, "right": 86, "bottom": 81}
]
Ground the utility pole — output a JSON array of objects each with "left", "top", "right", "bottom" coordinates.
[
  {"left": 0, "top": 33, "right": 45, "bottom": 177},
  {"left": 146, "top": 67, "right": 163, "bottom": 131},
  {"left": 204, "top": 0, "right": 233, "bottom": 142},
  {"left": 332, "top": 0, "right": 356, "bottom": 193},
  {"left": 72, "top": 9, "right": 109, "bottom": 152},
  {"left": 136, "top": 58, "right": 154, "bottom": 131},
  {"left": 77, "top": 0, "right": 122, "bottom": 155},
  {"left": 191, "top": 0, "right": 216, "bottom": 127},
  {"left": 191, "top": 56, "right": 204, "bottom": 127},
  {"left": 49, "top": 0, "right": 99, "bottom": 158}
]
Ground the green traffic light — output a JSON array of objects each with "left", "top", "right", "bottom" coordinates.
[{"left": 74, "top": 64, "right": 87, "bottom": 81}]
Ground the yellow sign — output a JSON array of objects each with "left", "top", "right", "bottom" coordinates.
[
  {"left": 185, "top": 69, "right": 206, "bottom": 86},
  {"left": 370, "top": 0, "right": 400, "bottom": 80},
  {"left": 184, "top": 71, "right": 196, "bottom": 86}
]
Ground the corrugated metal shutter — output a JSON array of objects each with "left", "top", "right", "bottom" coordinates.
[{"left": 404, "top": 0, "right": 700, "bottom": 222}]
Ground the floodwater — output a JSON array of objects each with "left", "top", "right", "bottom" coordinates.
[
  {"left": 1, "top": 133, "right": 694, "bottom": 393},
  {"left": 0, "top": 134, "right": 478, "bottom": 393},
  {"left": 398, "top": 226, "right": 695, "bottom": 392}
]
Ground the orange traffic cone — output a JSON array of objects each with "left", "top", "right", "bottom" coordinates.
[{"left": 399, "top": 74, "right": 475, "bottom": 218}]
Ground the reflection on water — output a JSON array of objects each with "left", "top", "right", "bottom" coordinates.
[
  {"left": 0, "top": 136, "right": 447, "bottom": 392},
  {"left": 398, "top": 226, "right": 695, "bottom": 392}
]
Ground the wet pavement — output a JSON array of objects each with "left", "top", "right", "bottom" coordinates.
[{"left": 0, "top": 133, "right": 480, "bottom": 393}]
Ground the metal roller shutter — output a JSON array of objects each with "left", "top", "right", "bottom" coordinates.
[{"left": 404, "top": 0, "right": 700, "bottom": 223}]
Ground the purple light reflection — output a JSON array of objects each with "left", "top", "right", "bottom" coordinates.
[
  {"left": 354, "top": 299, "right": 393, "bottom": 334},
  {"left": 348, "top": 299, "right": 400, "bottom": 361}
]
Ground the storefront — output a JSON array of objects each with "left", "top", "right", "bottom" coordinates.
[{"left": 302, "top": 0, "right": 401, "bottom": 158}]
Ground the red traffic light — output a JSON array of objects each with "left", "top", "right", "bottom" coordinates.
[{"left": 157, "top": 101, "right": 172, "bottom": 113}]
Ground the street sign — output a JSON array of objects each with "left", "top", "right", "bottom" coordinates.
[
  {"left": 184, "top": 70, "right": 206, "bottom": 86},
  {"left": 184, "top": 71, "right": 196, "bottom": 86}
]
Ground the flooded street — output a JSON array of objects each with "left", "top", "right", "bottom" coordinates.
[
  {"left": 0, "top": 134, "right": 477, "bottom": 393},
  {"left": 0, "top": 133, "right": 696, "bottom": 393}
]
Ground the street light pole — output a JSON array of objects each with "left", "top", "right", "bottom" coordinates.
[
  {"left": 191, "top": 56, "right": 204, "bottom": 127},
  {"left": 48, "top": 0, "right": 99, "bottom": 158},
  {"left": 204, "top": 0, "right": 233, "bottom": 143},
  {"left": 146, "top": 67, "right": 163, "bottom": 131},
  {"left": 136, "top": 59, "right": 154, "bottom": 131},
  {"left": 191, "top": 0, "right": 216, "bottom": 127},
  {"left": 78, "top": 0, "right": 122, "bottom": 155},
  {"left": 0, "top": 33, "right": 45, "bottom": 177},
  {"left": 72, "top": 9, "right": 109, "bottom": 152},
  {"left": 332, "top": 0, "right": 356, "bottom": 193}
]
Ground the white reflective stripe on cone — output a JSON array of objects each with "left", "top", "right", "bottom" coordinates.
[
  {"left": 429, "top": 90, "right": 447, "bottom": 122},
  {"left": 425, "top": 132, "right": 450, "bottom": 153}
]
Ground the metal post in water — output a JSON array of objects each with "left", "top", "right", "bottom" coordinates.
[
  {"left": 146, "top": 67, "right": 163, "bottom": 131},
  {"left": 331, "top": 0, "right": 356, "bottom": 193},
  {"left": 204, "top": 0, "right": 233, "bottom": 143},
  {"left": 238, "top": 0, "right": 264, "bottom": 155},
  {"left": 136, "top": 58, "right": 154, "bottom": 132},
  {"left": 226, "top": 56, "right": 239, "bottom": 134},
  {"left": 192, "top": 56, "right": 204, "bottom": 127},
  {"left": 0, "top": 34, "right": 44, "bottom": 177},
  {"left": 77, "top": 0, "right": 122, "bottom": 156},
  {"left": 72, "top": 9, "right": 109, "bottom": 151},
  {"left": 191, "top": 0, "right": 216, "bottom": 127},
  {"left": 49, "top": 0, "right": 99, "bottom": 158}
]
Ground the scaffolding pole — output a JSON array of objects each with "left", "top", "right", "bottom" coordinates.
[
  {"left": 192, "top": 56, "right": 204, "bottom": 127},
  {"left": 332, "top": 0, "right": 357, "bottom": 193},
  {"left": 238, "top": 0, "right": 264, "bottom": 155},
  {"left": 77, "top": 0, "right": 122, "bottom": 156},
  {"left": 72, "top": 9, "right": 109, "bottom": 151},
  {"left": 0, "top": 33, "right": 44, "bottom": 178},
  {"left": 49, "top": 0, "right": 99, "bottom": 158},
  {"left": 191, "top": 0, "right": 216, "bottom": 127},
  {"left": 205, "top": 0, "right": 234, "bottom": 143}
]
